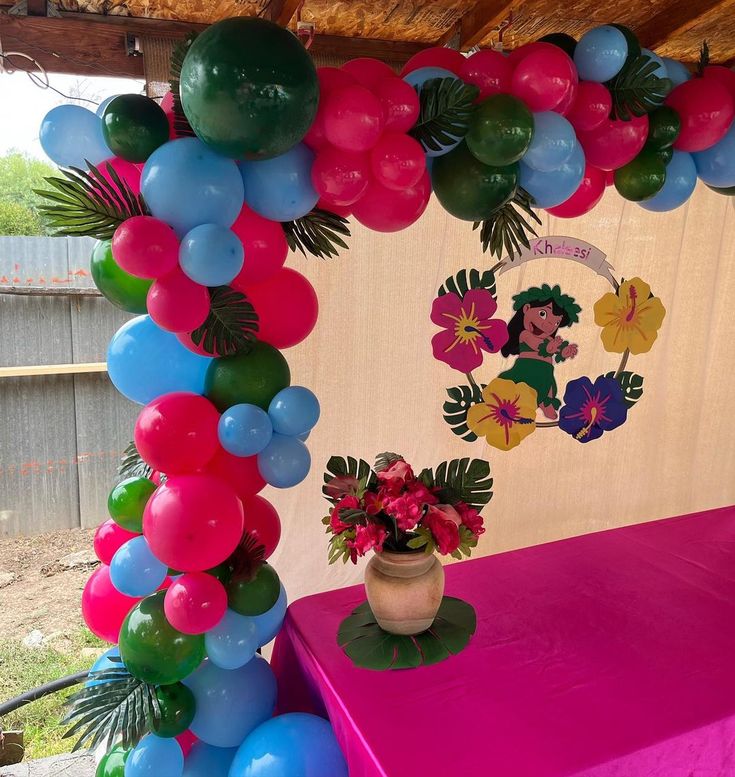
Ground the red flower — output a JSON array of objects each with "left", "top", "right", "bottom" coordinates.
[
  {"left": 330, "top": 495, "right": 359, "bottom": 534},
  {"left": 383, "top": 492, "right": 425, "bottom": 531},
  {"left": 376, "top": 459, "right": 414, "bottom": 492},
  {"left": 456, "top": 502, "right": 485, "bottom": 538},
  {"left": 406, "top": 480, "right": 439, "bottom": 506},
  {"left": 347, "top": 523, "right": 388, "bottom": 557},
  {"left": 363, "top": 492, "right": 384, "bottom": 516},
  {"left": 423, "top": 504, "right": 462, "bottom": 555}
]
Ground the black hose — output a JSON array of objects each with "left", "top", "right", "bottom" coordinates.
[{"left": 0, "top": 671, "right": 88, "bottom": 718}]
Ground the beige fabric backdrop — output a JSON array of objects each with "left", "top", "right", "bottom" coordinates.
[{"left": 264, "top": 182, "right": 735, "bottom": 603}]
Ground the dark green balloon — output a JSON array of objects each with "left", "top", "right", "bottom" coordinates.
[
  {"left": 614, "top": 150, "right": 666, "bottom": 202},
  {"left": 101, "top": 95, "right": 169, "bottom": 163},
  {"left": 96, "top": 745, "right": 129, "bottom": 777},
  {"left": 656, "top": 147, "right": 674, "bottom": 166},
  {"left": 432, "top": 141, "right": 519, "bottom": 222},
  {"left": 108, "top": 476, "right": 156, "bottom": 533},
  {"left": 466, "top": 94, "right": 534, "bottom": 167},
  {"left": 610, "top": 24, "right": 641, "bottom": 63},
  {"left": 205, "top": 341, "right": 291, "bottom": 412},
  {"left": 119, "top": 591, "right": 205, "bottom": 685},
  {"left": 707, "top": 183, "right": 735, "bottom": 196},
  {"left": 539, "top": 33, "right": 577, "bottom": 57},
  {"left": 227, "top": 562, "right": 280, "bottom": 616},
  {"left": 207, "top": 561, "right": 234, "bottom": 586},
  {"left": 90, "top": 240, "right": 151, "bottom": 314},
  {"left": 646, "top": 106, "right": 681, "bottom": 150},
  {"left": 153, "top": 682, "right": 196, "bottom": 738},
  {"left": 180, "top": 17, "right": 319, "bottom": 160}
]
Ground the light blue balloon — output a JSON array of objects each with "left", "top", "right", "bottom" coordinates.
[
  {"left": 662, "top": 58, "right": 691, "bottom": 87},
  {"left": 403, "top": 68, "right": 461, "bottom": 157},
  {"left": 205, "top": 608, "right": 259, "bottom": 670},
  {"left": 110, "top": 536, "right": 167, "bottom": 598},
  {"left": 251, "top": 584, "right": 287, "bottom": 648},
  {"left": 297, "top": 431, "right": 310, "bottom": 442},
  {"left": 520, "top": 142, "right": 586, "bottom": 209},
  {"left": 86, "top": 647, "right": 121, "bottom": 687},
  {"left": 229, "top": 713, "right": 347, "bottom": 777},
  {"left": 574, "top": 26, "right": 628, "bottom": 83},
  {"left": 142, "top": 138, "right": 244, "bottom": 236},
  {"left": 641, "top": 49, "right": 669, "bottom": 83},
  {"left": 39, "top": 104, "right": 111, "bottom": 168},
  {"left": 218, "top": 404, "right": 273, "bottom": 458},
  {"left": 268, "top": 386, "right": 320, "bottom": 437},
  {"left": 523, "top": 112, "right": 577, "bottom": 172},
  {"left": 239, "top": 144, "right": 319, "bottom": 222},
  {"left": 96, "top": 95, "right": 119, "bottom": 117},
  {"left": 126, "top": 734, "right": 183, "bottom": 777},
  {"left": 179, "top": 224, "right": 244, "bottom": 286},
  {"left": 639, "top": 150, "right": 697, "bottom": 212},
  {"left": 183, "top": 743, "right": 237, "bottom": 777},
  {"left": 183, "top": 656, "right": 277, "bottom": 748},
  {"left": 257, "top": 434, "right": 311, "bottom": 489},
  {"left": 693, "top": 123, "right": 735, "bottom": 188},
  {"left": 107, "top": 315, "right": 212, "bottom": 405}
]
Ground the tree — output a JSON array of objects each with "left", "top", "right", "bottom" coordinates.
[
  {"left": 0, "top": 200, "right": 45, "bottom": 236},
  {"left": 0, "top": 151, "right": 57, "bottom": 236}
]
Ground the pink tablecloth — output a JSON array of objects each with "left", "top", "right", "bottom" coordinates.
[{"left": 271, "top": 507, "right": 735, "bottom": 777}]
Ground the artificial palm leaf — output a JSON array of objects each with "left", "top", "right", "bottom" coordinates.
[
  {"left": 374, "top": 452, "right": 403, "bottom": 472},
  {"left": 229, "top": 531, "right": 266, "bottom": 583},
  {"left": 438, "top": 268, "right": 496, "bottom": 299},
  {"left": 607, "top": 54, "right": 673, "bottom": 121},
  {"left": 323, "top": 456, "right": 376, "bottom": 503},
  {"left": 418, "top": 458, "right": 493, "bottom": 512},
  {"left": 409, "top": 77, "right": 479, "bottom": 153},
  {"left": 697, "top": 40, "right": 710, "bottom": 76},
  {"left": 282, "top": 208, "right": 350, "bottom": 259},
  {"left": 117, "top": 441, "right": 153, "bottom": 483},
  {"left": 190, "top": 285, "right": 259, "bottom": 357},
  {"left": 443, "top": 384, "right": 485, "bottom": 442},
  {"left": 34, "top": 162, "right": 148, "bottom": 240},
  {"left": 169, "top": 32, "right": 198, "bottom": 137},
  {"left": 474, "top": 187, "right": 541, "bottom": 261}
]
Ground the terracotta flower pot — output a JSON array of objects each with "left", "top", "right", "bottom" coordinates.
[{"left": 364, "top": 550, "right": 445, "bottom": 635}]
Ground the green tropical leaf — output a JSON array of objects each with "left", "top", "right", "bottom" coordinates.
[
  {"left": 420, "top": 458, "right": 493, "bottom": 512},
  {"left": 604, "top": 370, "right": 644, "bottom": 408},
  {"left": 168, "top": 32, "right": 198, "bottom": 137},
  {"left": 323, "top": 456, "right": 376, "bottom": 504},
  {"left": 409, "top": 77, "right": 480, "bottom": 153},
  {"left": 374, "top": 452, "right": 403, "bottom": 472},
  {"left": 443, "top": 384, "right": 485, "bottom": 442},
  {"left": 607, "top": 54, "right": 673, "bottom": 121},
  {"left": 697, "top": 40, "right": 710, "bottom": 77},
  {"left": 190, "top": 285, "right": 259, "bottom": 357},
  {"left": 474, "top": 187, "right": 541, "bottom": 261},
  {"left": 116, "top": 441, "right": 153, "bottom": 484},
  {"left": 438, "top": 268, "right": 497, "bottom": 299},
  {"left": 282, "top": 207, "right": 350, "bottom": 259}
]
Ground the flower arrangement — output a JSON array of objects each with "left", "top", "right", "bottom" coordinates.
[{"left": 322, "top": 453, "right": 492, "bottom": 563}]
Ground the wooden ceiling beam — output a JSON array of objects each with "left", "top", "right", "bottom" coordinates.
[
  {"left": 458, "top": 0, "right": 519, "bottom": 50},
  {"left": 264, "top": 0, "right": 302, "bottom": 27},
  {"left": 636, "top": 0, "right": 735, "bottom": 50}
]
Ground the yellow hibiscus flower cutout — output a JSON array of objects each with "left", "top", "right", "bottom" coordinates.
[
  {"left": 467, "top": 378, "right": 538, "bottom": 451},
  {"left": 593, "top": 277, "right": 666, "bottom": 355}
]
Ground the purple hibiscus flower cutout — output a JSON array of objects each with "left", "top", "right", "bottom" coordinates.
[{"left": 559, "top": 375, "right": 628, "bottom": 443}]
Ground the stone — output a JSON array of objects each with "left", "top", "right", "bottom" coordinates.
[
  {"left": 58, "top": 550, "right": 99, "bottom": 571},
  {"left": 0, "top": 573, "right": 14, "bottom": 590},
  {"left": 21, "top": 629, "right": 44, "bottom": 648}
]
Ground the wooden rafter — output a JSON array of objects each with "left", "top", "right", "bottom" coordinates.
[
  {"left": 264, "top": 0, "right": 302, "bottom": 27},
  {"left": 458, "top": 0, "right": 519, "bottom": 50},
  {"left": 636, "top": 0, "right": 735, "bottom": 49}
]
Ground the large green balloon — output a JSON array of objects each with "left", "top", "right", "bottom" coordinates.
[
  {"left": 96, "top": 745, "right": 129, "bottom": 777},
  {"left": 646, "top": 106, "right": 681, "bottom": 150},
  {"left": 108, "top": 476, "right": 156, "bottom": 533},
  {"left": 153, "top": 682, "right": 196, "bottom": 738},
  {"left": 466, "top": 95, "right": 534, "bottom": 167},
  {"left": 656, "top": 147, "right": 674, "bottom": 166},
  {"left": 90, "top": 240, "right": 151, "bottom": 314},
  {"left": 227, "top": 562, "right": 280, "bottom": 616},
  {"left": 180, "top": 17, "right": 319, "bottom": 160},
  {"left": 119, "top": 591, "right": 205, "bottom": 685},
  {"left": 432, "top": 142, "right": 519, "bottom": 221},
  {"left": 205, "top": 341, "right": 291, "bottom": 412},
  {"left": 101, "top": 95, "right": 169, "bottom": 163},
  {"left": 614, "top": 150, "right": 666, "bottom": 202}
]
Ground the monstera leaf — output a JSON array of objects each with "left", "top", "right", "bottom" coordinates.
[
  {"left": 443, "top": 384, "right": 485, "bottom": 442},
  {"left": 322, "top": 456, "right": 376, "bottom": 503},
  {"left": 607, "top": 54, "right": 672, "bottom": 121},
  {"left": 116, "top": 441, "right": 153, "bottom": 483},
  {"left": 409, "top": 77, "right": 479, "bottom": 154},
  {"left": 419, "top": 458, "right": 493, "bottom": 512},
  {"left": 438, "top": 269, "right": 497, "bottom": 299},
  {"left": 604, "top": 370, "right": 644, "bottom": 408}
]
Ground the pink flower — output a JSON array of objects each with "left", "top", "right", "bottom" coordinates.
[
  {"left": 456, "top": 502, "right": 485, "bottom": 538},
  {"left": 363, "top": 492, "right": 384, "bottom": 516},
  {"left": 376, "top": 458, "right": 414, "bottom": 491},
  {"left": 431, "top": 289, "right": 509, "bottom": 372},
  {"left": 406, "top": 480, "right": 439, "bottom": 506},
  {"left": 422, "top": 504, "right": 462, "bottom": 555},
  {"left": 383, "top": 492, "right": 424, "bottom": 531},
  {"left": 329, "top": 495, "right": 359, "bottom": 534},
  {"left": 347, "top": 523, "right": 388, "bottom": 557}
]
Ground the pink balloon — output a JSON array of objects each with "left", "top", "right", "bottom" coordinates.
[
  {"left": 323, "top": 85, "right": 385, "bottom": 152},
  {"left": 459, "top": 50, "right": 514, "bottom": 100},
  {"left": 160, "top": 91, "right": 177, "bottom": 140},
  {"left": 176, "top": 731, "right": 198, "bottom": 758},
  {"left": 605, "top": 169, "right": 615, "bottom": 187},
  {"left": 401, "top": 47, "right": 465, "bottom": 77},
  {"left": 577, "top": 114, "right": 649, "bottom": 171},
  {"left": 317, "top": 198, "right": 352, "bottom": 218},
  {"left": 510, "top": 44, "right": 578, "bottom": 112},
  {"left": 111, "top": 216, "right": 179, "bottom": 279},
  {"left": 164, "top": 572, "right": 227, "bottom": 634},
  {"left": 305, "top": 68, "right": 360, "bottom": 151},
  {"left": 370, "top": 132, "right": 426, "bottom": 191},
  {"left": 94, "top": 519, "right": 139, "bottom": 565},
  {"left": 374, "top": 77, "right": 420, "bottom": 133},
  {"left": 352, "top": 170, "right": 431, "bottom": 232},
  {"left": 311, "top": 146, "right": 371, "bottom": 207},
  {"left": 230, "top": 203, "right": 288, "bottom": 286},
  {"left": 134, "top": 392, "right": 220, "bottom": 475},
  {"left": 342, "top": 57, "right": 395, "bottom": 89},
  {"left": 666, "top": 78, "right": 735, "bottom": 152},
  {"left": 147, "top": 268, "right": 210, "bottom": 333},
  {"left": 547, "top": 163, "right": 606, "bottom": 218},
  {"left": 98, "top": 156, "right": 142, "bottom": 194},
  {"left": 318, "top": 66, "right": 356, "bottom": 92},
  {"left": 82, "top": 565, "right": 141, "bottom": 644},
  {"left": 703, "top": 65, "right": 735, "bottom": 102},
  {"left": 566, "top": 81, "right": 612, "bottom": 132},
  {"left": 176, "top": 330, "right": 220, "bottom": 358},
  {"left": 506, "top": 42, "right": 547, "bottom": 66},
  {"left": 554, "top": 80, "right": 578, "bottom": 116},
  {"left": 204, "top": 448, "right": 266, "bottom": 504},
  {"left": 143, "top": 474, "right": 244, "bottom": 571},
  {"left": 303, "top": 108, "right": 329, "bottom": 151},
  {"left": 242, "top": 495, "right": 282, "bottom": 559}
]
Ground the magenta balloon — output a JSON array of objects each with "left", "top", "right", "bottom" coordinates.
[
  {"left": 352, "top": 170, "right": 431, "bottom": 232},
  {"left": 566, "top": 81, "right": 613, "bottom": 132},
  {"left": 703, "top": 65, "right": 735, "bottom": 102},
  {"left": 510, "top": 44, "right": 578, "bottom": 112},
  {"left": 554, "top": 80, "right": 578, "bottom": 116},
  {"left": 317, "top": 66, "right": 356, "bottom": 92},
  {"left": 577, "top": 114, "right": 649, "bottom": 171},
  {"left": 506, "top": 42, "right": 546, "bottom": 66},
  {"left": 666, "top": 78, "right": 735, "bottom": 152},
  {"left": 111, "top": 215, "right": 179, "bottom": 279},
  {"left": 99, "top": 156, "right": 142, "bottom": 194},
  {"left": 82, "top": 565, "right": 141, "bottom": 644},
  {"left": 547, "top": 163, "right": 606, "bottom": 218},
  {"left": 164, "top": 572, "right": 228, "bottom": 634},
  {"left": 374, "top": 77, "right": 420, "bottom": 133},
  {"left": 230, "top": 203, "right": 288, "bottom": 286},
  {"left": 147, "top": 269, "right": 210, "bottom": 333},
  {"left": 459, "top": 50, "right": 514, "bottom": 100},
  {"left": 323, "top": 85, "right": 385, "bottom": 152},
  {"left": 370, "top": 132, "right": 426, "bottom": 191},
  {"left": 341, "top": 57, "right": 395, "bottom": 89},
  {"left": 311, "top": 146, "right": 371, "bottom": 206},
  {"left": 400, "top": 47, "right": 465, "bottom": 77},
  {"left": 143, "top": 474, "right": 244, "bottom": 571},
  {"left": 94, "top": 518, "right": 139, "bottom": 565}
]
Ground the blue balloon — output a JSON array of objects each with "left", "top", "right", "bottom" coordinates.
[
  {"left": 126, "top": 734, "right": 183, "bottom": 777},
  {"left": 183, "top": 743, "right": 237, "bottom": 777},
  {"left": 218, "top": 404, "right": 273, "bottom": 458},
  {"left": 693, "top": 123, "right": 735, "bottom": 188},
  {"left": 662, "top": 58, "right": 691, "bottom": 87},
  {"left": 180, "top": 224, "right": 244, "bottom": 286},
  {"left": 268, "top": 386, "right": 320, "bottom": 437},
  {"left": 640, "top": 150, "right": 697, "bottom": 212},
  {"left": 229, "top": 713, "right": 347, "bottom": 777},
  {"left": 142, "top": 138, "right": 244, "bottom": 236},
  {"left": 523, "top": 112, "right": 577, "bottom": 172},
  {"left": 86, "top": 647, "right": 121, "bottom": 687},
  {"left": 40, "top": 104, "right": 111, "bottom": 168},
  {"left": 107, "top": 315, "right": 212, "bottom": 405},
  {"left": 239, "top": 144, "right": 319, "bottom": 222},
  {"left": 257, "top": 434, "right": 311, "bottom": 489},
  {"left": 574, "top": 26, "right": 628, "bottom": 83},
  {"left": 520, "top": 143, "right": 586, "bottom": 209},
  {"left": 183, "top": 656, "right": 277, "bottom": 748},
  {"left": 297, "top": 431, "right": 310, "bottom": 442},
  {"left": 110, "top": 536, "right": 167, "bottom": 598},
  {"left": 251, "top": 584, "right": 287, "bottom": 648},
  {"left": 403, "top": 68, "right": 461, "bottom": 157},
  {"left": 205, "top": 608, "right": 259, "bottom": 670}
]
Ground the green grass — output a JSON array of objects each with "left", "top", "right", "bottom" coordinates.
[{"left": 0, "top": 629, "right": 104, "bottom": 760}]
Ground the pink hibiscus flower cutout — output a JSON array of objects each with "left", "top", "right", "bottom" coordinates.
[{"left": 431, "top": 289, "right": 509, "bottom": 372}]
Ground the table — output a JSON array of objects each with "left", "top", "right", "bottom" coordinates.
[{"left": 271, "top": 506, "right": 735, "bottom": 777}]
